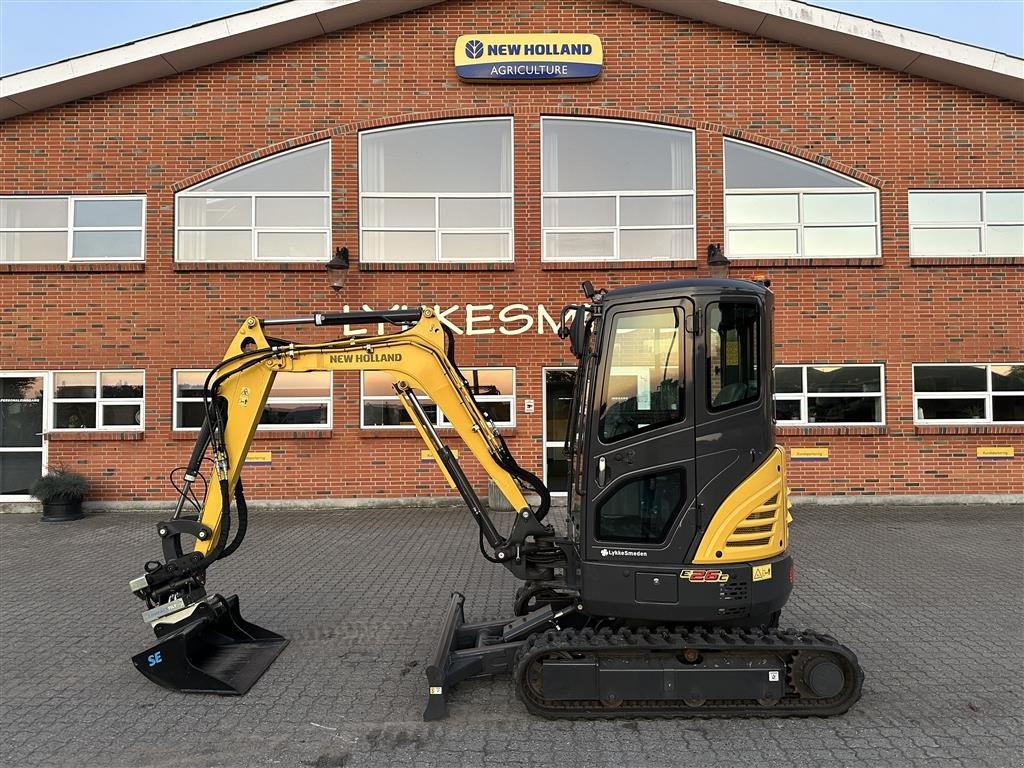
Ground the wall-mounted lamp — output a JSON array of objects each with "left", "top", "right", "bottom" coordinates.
[
  {"left": 326, "top": 246, "right": 350, "bottom": 296},
  {"left": 707, "top": 243, "right": 729, "bottom": 267}
]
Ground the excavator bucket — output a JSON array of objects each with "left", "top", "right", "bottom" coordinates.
[{"left": 131, "top": 594, "right": 288, "bottom": 695}]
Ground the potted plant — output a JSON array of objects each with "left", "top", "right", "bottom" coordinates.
[{"left": 30, "top": 469, "right": 89, "bottom": 522}]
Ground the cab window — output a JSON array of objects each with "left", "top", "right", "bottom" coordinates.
[{"left": 707, "top": 302, "right": 761, "bottom": 411}]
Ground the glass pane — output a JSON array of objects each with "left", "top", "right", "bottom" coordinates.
[
  {"left": 73, "top": 199, "right": 143, "bottom": 227},
  {"left": 807, "top": 366, "right": 881, "bottom": 393},
  {"left": 255, "top": 197, "right": 328, "bottom": 227},
  {"left": 177, "top": 401, "right": 206, "bottom": 429},
  {"left": 774, "top": 367, "right": 802, "bottom": 394},
  {"left": 803, "top": 193, "right": 876, "bottom": 224},
  {"left": 440, "top": 232, "right": 510, "bottom": 262},
  {"left": 774, "top": 399, "right": 801, "bottom": 422},
  {"left": 987, "top": 225, "right": 1023, "bottom": 256},
  {"left": 545, "top": 445, "right": 570, "bottom": 494},
  {"left": 177, "top": 230, "right": 252, "bottom": 261},
  {"left": 103, "top": 404, "right": 141, "bottom": 426},
  {"left": 54, "top": 402, "right": 97, "bottom": 429},
  {"left": 993, "top": 395, "right": 1024, "bottom": 422},
  {"left": 54, "top": 372, "right": 96, "bottom": 398},
  {"left": 260, "top": 402, "right": 328, "bottom": 426},
  {"left": 992, "top": 365, "right": 1024, "bottom": 392},
  {"left": 362, "top": 230, "right": 436, "bottom": 262},
  {"left": 543, "top": 197, "right": 615, "bottom": 227},
  {"left": 257, "top": 231, "right": 327, "bottom": 260},
  {"left": 725, "top": 194, "right": 798, "bottom": 225},
  {"left": 543, "top": 119, "right": 693, "bottom": 193},
  {"left": 619, "top": 228, "right": 691, "bottom": 260},
  {"left": 1, "top": 402, "right": 43, "bottom": 447},
  {"left": 986, "top": 192, "right": 1024, "bottom": 223},
  {"left": 72, "top": 231, "right": 141, "bottom": 260},
  {"left": 100, "top": 371, "right": 143, "bottom": 398},
  {"left": 600, "top": 308, "right": 681, "bottom": 442},
  {"left": 269, "top": 371, "right": 331, "bottom": 398},
  {"left": 361, "top": 120, "right": 511, "bottom": 193},
  {"left": 917, "top": 398, "right": 985, "bottom": 421},
  {"left": 0, "top": 376, "right": 43, "bottom": 400},
  {"left": 914, "top": 365, "right": 986, "bottom": 393},
  {"left": 364, "top": 370, "right": 398, "bottom": 398},
  {"left": 175, "top": 371, "right": 207, "bottom": 398},
  {"left": 362, "top": 198, "right": 435, "bottom": 228},
  {"left": 707, "top": 302, "right": 761, "bottom": 411},
  {"left": 465, "top": 368, "right": 513, "bottom": 396},
  {"left": 909, "top": 192, "right": 981, "bottom": 224},
  {"left": 804, "top": 226, "right": 877, "bottom": 257},
  {"left": 0, "top": 231, "right": 68, "bottom": 262},
  {"left": 476, "top": 401, "right": 512, "bottom": 424},
  {"left": 545, "top": 231, "right": 614, "bottom": 260},
  {"left": 0, "top": 198, "right": 66, "bottom": 228},
  {"left": 363, "top": 400, "right": 437, "bottom": 426},
  {"left": 596, "top": 469, "right": 684, "bottom": 543},
  {"left": 193, "top": 142, "right": 329, "bottom": 192},
  {"left": 724, "top": 140, "right": 861, "bottom": 189},
  {"left": 179, "top": 197, "right": 252, "bottom": 227},
  {"left": 0, "top": 452, "right": 43, "bottom": 495},
  {"left": 910, "top": 227, "right": 981, "bottom": 256},
  {"left": 545, "top": 370, "right": 576, "bottom": 442},
  {"left": 439, "top": 198, "right": 511, "bottom": 228},
  {"left": 620, "top": 196, "right": 692, "bottom": 226},
  {"left": 727, "top": 229, "right": 798, "bottom": 257},
  {"left": 808, "top": 396, "right": 881, "bottom": 423}
]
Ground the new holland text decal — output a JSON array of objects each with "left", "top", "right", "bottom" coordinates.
[{"left": 454, "top": 34, "right": 603, "bottom": 82}]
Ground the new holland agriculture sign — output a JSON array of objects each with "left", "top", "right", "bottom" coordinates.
[{"left": 454, "top": 34, "right": 603, "bottom": 82}]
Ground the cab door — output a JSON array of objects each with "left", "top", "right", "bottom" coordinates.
[{"left": 583, "top": 299, "right": 696, "bottom": 565}]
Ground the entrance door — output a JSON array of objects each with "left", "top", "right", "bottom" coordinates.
[{"left": 0, "top": 374, "right": 45, "bottom": 498}]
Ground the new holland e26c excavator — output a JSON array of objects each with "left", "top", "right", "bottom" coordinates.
[{"left": 129, "top": 277, "right": 863, "bottom": 719}]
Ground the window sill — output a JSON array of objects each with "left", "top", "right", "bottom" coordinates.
[
  {"left": 910, "top": 256, "right": 1024, "bottom": 266},
  {"left": 914, "top": 425, "right": 1024, "bottom": 435},
  {"left": 4, "top": 262, "right": 146, "bottom": 274},
  {"left": 46, "top": 430, "right": 144, "bottom": 441},
  {"left": 359, "top": 428, "right": 518, "bottom": 438},
  {"left": 723, "top": 258, "right": 881, "bottom": 268},
  {"left": 776, "top": 425, "right": 887, "bottom": 436},
  {"left": 541, "top": 260, "right": 697, "bottom": 271},
  {"left": 170, "top": 429, "right": 332, "bottom": 440},
  {"left": 174, "top": 262, "right": 326, "bottom": 272},
  {"left": 358, "top": 262, "right": 514, "bottom": 272}
]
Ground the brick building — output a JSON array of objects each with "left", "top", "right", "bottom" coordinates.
[{"left": 1, "top": 0, "right": 1022, "bottom": 506}]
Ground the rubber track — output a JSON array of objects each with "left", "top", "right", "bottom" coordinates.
[{"left": 513, "top": 624, "right": 864, "bottom": 718}]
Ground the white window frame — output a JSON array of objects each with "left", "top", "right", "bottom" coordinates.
[
  {"left": 723, "top": 139, "right": 879, "bottom": 260},
  {"left": 172, "top": 369, "right": 333, "bottom": 431},
  {"left": 50, "top": 370, "right": 145, "bottom": 432},
  {"left": 908, "top": 189, "right": 1024, "bottom": 258},
  {"left": 0, "top": 195, "right": 146, "bottom": 263},
  {"left": 175, "top": 141, "right": 332, "bottom": 263},
  {"left": 541, "top": 117, "right": 697, "bottom": 263},
  {"left": 0, "top": 371, "right": 48, "bottom": 501},
  {"left": 543, "top": 367, "right": 576, "bottom": 496},
  {"left": 774, "top": 364, "right": 885, "bottom": 426},
  {"left": 360, "top": 367, "right": 516, "bottom": 429},
  {"left": 912, "top": 363, "right": 1024, "bottom": 425},
  {"left": 358, "top": 118, "right": 514, "bottom": 264}
]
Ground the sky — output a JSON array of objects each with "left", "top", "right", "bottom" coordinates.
[{"left": 0, "top": 0, "right": 1021, "bottom": 77}]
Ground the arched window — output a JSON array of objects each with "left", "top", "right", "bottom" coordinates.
[
  {"left": 542, "top": 118, "right": 695, "bottom": 261},
  {"left": 175, "top": 141, "right": 330, "bottom": 262},
  {"left": 724, "top": 139, "right": 879, "bottom": 259},
  {"left": 359, "top": 118, "right": 513, "bottom": 263}
]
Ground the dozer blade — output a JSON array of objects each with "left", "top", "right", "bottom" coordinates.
[{"left": 132, "top": 594, "right": 288, "bottom": 695}]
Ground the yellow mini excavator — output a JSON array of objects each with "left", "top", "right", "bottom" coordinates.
[{"left": 129, "top": 278, "right": 863, "bottom": 719}]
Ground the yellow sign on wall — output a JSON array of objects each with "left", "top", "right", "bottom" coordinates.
[
  {"left": 244, "top": 451, "right": 272, "bottom": 466},
  {"left": 976, "top": 446, "right": 1015, "bottom": 459},
  {"left": 422, "top": 449, "right": 458, "bottom": 461},
  {"left": 791, "top": 447, "right": 829, "bottom": 461},
  {"left": 454, "top": 34, "right": 603, "bottom": 82}
]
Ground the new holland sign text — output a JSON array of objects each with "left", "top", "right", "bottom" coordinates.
[{"left": 454, "top": 34, "right": 603, "bottom": 82}]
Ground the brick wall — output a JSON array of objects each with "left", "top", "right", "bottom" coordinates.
[{"left": 1, "top": 0, "right": 1022, "bottom": 501}]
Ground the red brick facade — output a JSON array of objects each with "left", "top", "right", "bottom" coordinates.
[{"left": 2, "top": 0, "right": 1022, "bottom": 501}]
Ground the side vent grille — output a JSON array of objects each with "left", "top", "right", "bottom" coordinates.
[{"left": 725, "top": 493, "right": 781, "bottom": 549}]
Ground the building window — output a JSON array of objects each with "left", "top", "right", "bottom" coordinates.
[
  {"left": 913, "top": 364, "right": 1024, "bottom": 424},
  {"left": 724, "top": 139, "right": 879, "bottom": 259},
  {"left": 174, "top": 370, "right": 332, "bottom": 430},
  {"left": 909, "top": 190, "right": 1024, "bottom": 257},
  {"left": 541, "top": 118, "right": 695, "bottom": 261},
  {"left": 0, "top": 196, "right": 145, "bottom": 263},
  {"left": 359, "top": 118, "right": 513, "bottom": 263},
  {"left": 51, "top": 370, "right": 144, "bottom": 430},
  {"left": 543, "top": 368, "right": 576, "bottom": 495},
  {"left": 774, "top": 365, "right": 884, "bottom": 425},
  {"left": 361, "top": 368, "right": 515, "bottom": 428},
  {"left": 176, "top": 141, "right": 331, "bottom": 262}
]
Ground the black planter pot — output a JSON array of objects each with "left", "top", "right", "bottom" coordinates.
[{"left": 41, "top": 496, "right": 84, "bottom": 522}]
